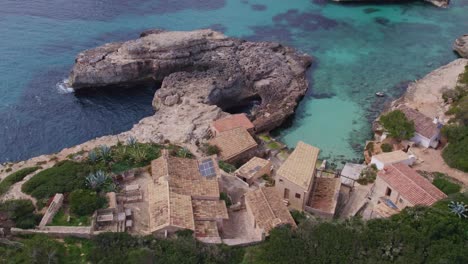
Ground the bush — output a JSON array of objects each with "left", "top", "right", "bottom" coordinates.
[
  {"left": 290, "top": 210, "right": 306, "bottom": 225},
  {"left": 203, "top": 144, "right": 220, "bottom": 156},
  {"left": 22, "top": 161, "right": 93, "bottom": 199},
  {"left": 220, "top": 192, "right": 232, "bottom": 206},
  {"left": 380, "top": 143, "right": 393, "bottom": 152},
  {"left": 218, "top": 161, "right": 236, "bottom": 173},
  {"left": 108, "top": 143, "right": 162, "bottom": 173},
  {"left": 0, "top": 166, "right": 40, "bottom": 195},
  {"left": 357, "top": 166, "right": 377, "bottom": 185},
  {"left": 380, "top": 110, "right": 415, "bottom": 140},
  {"left": 0, "top": 199, "right": 39, "bottom": 229},
  {"left": 433, "top": 174, "right": 461, "bottom": 195},
  {"left": 69, "top": 189, "right": 106, "bottom": 216},
  {"left": 442, "top": 136, "right": 468, "bottom": 172}
]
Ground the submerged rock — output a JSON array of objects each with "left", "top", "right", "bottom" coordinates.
[
  {"left": 69, "top": 29, "right": 312, "bottom": 133},
  {"left": 454, "top": 34, "right": 468, "bottom": 59}
]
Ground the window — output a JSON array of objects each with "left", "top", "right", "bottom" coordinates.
[
  {"left": 385, "top": 187, "right": 392, "bottom": 197},
  {"left": 295, "top": 193, "right": 301, "bottom": 199},
  {"left": 284, "top": 188, "right": 290, "bottom": 199}
]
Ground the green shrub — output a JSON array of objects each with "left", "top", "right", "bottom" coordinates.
[
  {"left": 267, "top": 141, "right": 282, "bottom": 150},
  {"left": 357, "top": 166, "right": 377, "bottom": 185},
  {"left": 69, "top": 189, "right": 106, "bottom": 216},
  {"left": 203, "top": 144, "right": 220, "bottom": 156},
  {"left": 0, "top": 166, "right": 41, "bottom": 195},
  {"left": 22, "top": 161, "right": 93, "bottom": 199},
  {"left": 220, "top": 192, "right": 232, "bottom": 206},
  {"left": 0, "top": 199, "right": 39, "bottom": 229},
  {"left": 108, "top": 143, "right": 162, "bottom": 173},
  {"left": 433, "top": 174, "right": 461, "bottom": 195},
  {"left": 380, "top": 110, "right": 415, "bottom": 140},
  {"left": 380, "top": 143, "right": 393, "bottom": 152},
  {"left": 290, "top": 210, "right": 306, "bottom": 225},
  {"left": 218, "top": 161, "right": 236, "bottom": 173},
  {"left": 442, "top": 136, "right": 468, "bottom": 172}
]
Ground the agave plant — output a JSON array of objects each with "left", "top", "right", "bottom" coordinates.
[
  {"left": 88, "top": 150, "right": 99, "bottom": 163},
  {"left": 177, "top": 147, "right": 192, "bottom": 159},
  {"left": 131, "top": 146, "right": 148, "bottom": 164},
  {"left": 448, "top": 201, "right": 467, "bottom": 218},
  {"left": 98, "top": 145, "right": 112, "bottom": 162},
  {"left": 86, "top": 170, "right": 110, "bottom": 191},
  {"left": 126, "top": 136, "right": 138, "bottom": 147}
]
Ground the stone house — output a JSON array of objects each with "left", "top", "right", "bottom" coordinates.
[
  {"left": 211, "top": 113, "right": 255, "bottom": 137},
  {"left": 398, "top": 106, "right": 442, "bottom": 148},
  {"left": 370, "top": 163, "right": 447, "bottom": 218},
  {"left": 234, "top": 157, "right": 272, "bottom": 185},
  {"left": 209, "top": 127, "right": 258, "bottom": 164},
  {"left": 370, "top": 150, "right": 416, "bottom": 170},
  {"left": 244, "top": 187, "right": 296, "bottom": 238},
  {"left": 149, "top": 150, "right": 228, "bottom": 243},
  {"left": 275, "top": 141, "right": 319, "bottom": 211}
]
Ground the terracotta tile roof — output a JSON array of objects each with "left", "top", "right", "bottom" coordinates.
[
  {"left": 151, "top": 150, "right": 201, "bottom": 181},
  {"left": 149, "top": 181, "right": 195, "bottom": 231},
  {"left": 245, "top": 187, "right": 296, "bottom": 235},
  {"left": 378, "top": 163, "right": 447, "bottom": 206},
  {"left": 372, "top": 150, "right": 410, "bottom": 164},
  {"left": 277, "top": 141, "right": 319, "bottom": 189},
  {"left": 209, "top": 127, "right": 258, "bottom": 161},
  {"left": 235, "top": 157, "right": 271, "bottom": 180},
  {"left": 194, "top": 220, "right": 220, "bottom": 238},
  {"left": 212, "top": 113, "right": 254, "bottom": 133},
  {"left": 169, "top": 177, "right": 220, "bottom": 199},
  {"left": 192, "top": 200, "right": 229, "bottom": 220},
  {"left": 398, "top": 106, "right": 439, "bottom": 139},
  {"left": 307, "top": 178, "right": 341, "bottom": 214}
]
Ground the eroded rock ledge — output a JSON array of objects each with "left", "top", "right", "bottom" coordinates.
[
  {"left": 70, "top": 29, "right": 312, "bottom": 134},
  {"left": 454, "top": 34, "right": 468, "bottom": 59}
]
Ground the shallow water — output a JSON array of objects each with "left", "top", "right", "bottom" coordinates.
[{"left": 0, "top": 0, "right": 467, "bottom": 163}]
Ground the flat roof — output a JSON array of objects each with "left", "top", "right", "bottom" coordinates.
[
  {"left": 235, "top": 157, "right": 271, "bottom": 180},
  {"left": 307, "top": 178, "right": 341, "bottom": 214},
  {"left": 341, "top": 163, "right": 367, "bottom": 186},
  {"left": 373, "top": 150, "right": 410, "bottom": 164},
  {"left": 277, "top": 141, "right": 319, "bottom": 189},
  {"left": 378, "top": 163, "right": 447, "bottom": 206}
]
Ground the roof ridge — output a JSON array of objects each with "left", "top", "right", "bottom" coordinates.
[
  {"left": 260, "top": 188, "right": 278, "bottom": 221},
  {"left": 391, "top": 165, "right": 437, "bottom": 201}
]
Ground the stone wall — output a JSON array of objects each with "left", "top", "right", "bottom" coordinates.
[
  {"left": 38, "top": 193, "right": 64, "bottom": 228},
  {"left": 11, "top": 226, "right": 93, "bottom": 239}
]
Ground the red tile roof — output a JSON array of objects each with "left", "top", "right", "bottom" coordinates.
[
  {"left": 212, "top": 114, "right": 254, "bottom": 133},
  {"left": 398, "top": 106, "right": 439, "bottom": 139},
  {"left": 378, "top": 163, "right": 447, "bottom": 206}
]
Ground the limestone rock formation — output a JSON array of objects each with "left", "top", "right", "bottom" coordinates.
[
  {"left": 69, "top": 29, "right": 312, "bottom": 133},
  {"left": 331, "top": 0, "right": 449, "bottom": 8},
  {"left": 454, "top": 35, "right": 468, "bottom": 59}
]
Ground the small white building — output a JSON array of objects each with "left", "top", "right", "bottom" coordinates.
[
  {"left": 398, "top": 106, "right": 442, "bottom": 148},
  {"left": 370, "top": 150, "right": 415, "bottom": 170}
]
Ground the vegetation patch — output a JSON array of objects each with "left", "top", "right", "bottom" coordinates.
[
  {"left": 357, "top": 165, "right": 377, "bottom": 185},
  {"left": 261, "top": 174, "right": 275, "bottom": 187},
  {"left": 218, "top": 161, "right": 237, "bottom": 173},
  {"left": 266, "top": 141, "right": 282, "bottom": 150},
  {"left": 201, "top": 143, "right": 220, "bottom": 156},
  {"left": 258, "top": 134, "right": 272, "bottom": 142},
  {"left": 69, "top": 189, "right": 107, "bottom": 216},
  {"left": 380, "top": 110, "right": 415, "bottom": 140},
  {"left": 22, "top": 160, "right": 93, "bottom": 199},
  {"left": 0, "top": 199, "right": 41, "bottom": 229},
  {"left": 380, "top": 143, "right": 393, "bottom": 152},
  {"left": 432, "top": 172, "right": 462, "bottom": 195},
  {"left": 220, "top": 192, "right": 232, "bottom": 207},
  {"left": 48, "top": 209, "right": 91, "bottom": 226},
  {"left": 0, "top": 166, "right": 41, "bottom": 196}
]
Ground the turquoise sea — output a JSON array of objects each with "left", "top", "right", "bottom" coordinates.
[{"left": 0, "top": 0, "right": 467, "bottom": 164}]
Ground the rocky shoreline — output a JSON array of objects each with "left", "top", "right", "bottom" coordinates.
[{"left": 331, "top": 0, "right": 450, "bottom": 8}]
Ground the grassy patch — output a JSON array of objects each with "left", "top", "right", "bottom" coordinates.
[
  {"left": 432, "top": 173, "right": 461, "bottom": 195},
  {"left": 258, "top": 134, "right": 272, "bottom": 142},
  {"left": 49, "top": 209, "right": 91, "bottom": 226},
  {"left": 218, "top": 161, "right": 237, "bottom": 173},
  {"left": 22, "top": 161, "right": 93, "bottom": 199},
  {"left": 107, "top": 143, "right": 162, "bottom": 173},
  {"left": 266, "top": 141, "right": 282, "bottom": 150},
  {"left": 0, "top": 166, "right": 41, "bottom": 195}
]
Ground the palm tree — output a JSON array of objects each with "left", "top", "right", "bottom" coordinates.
[{"left": 448, "top": 201, "right": 467, "bottom": 218}]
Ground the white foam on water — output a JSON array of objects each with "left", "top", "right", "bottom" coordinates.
[{"left": 55, "top": 79, "right": 74, "bottom": 94}]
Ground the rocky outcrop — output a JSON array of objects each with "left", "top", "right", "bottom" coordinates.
[
  {"left": 331, "top": 0, "right": 449, "bottom": 8},
  {"left": 70, "top": 29, "right": 312, "bottom": 133},
  {"left": 454, "top": 35, "right": 468, "bottom": 59}
]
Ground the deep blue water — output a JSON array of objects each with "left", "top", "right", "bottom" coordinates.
[{"left": 0, "top": 0, "right": 467, "bottom": 163}]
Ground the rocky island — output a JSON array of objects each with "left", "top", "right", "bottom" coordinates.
[
  {"left": 70, "top": 29, "right": 312, "bottom": 140},
  {"left": 454, "top": 34, "right": 468, "bottom": 59}
]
